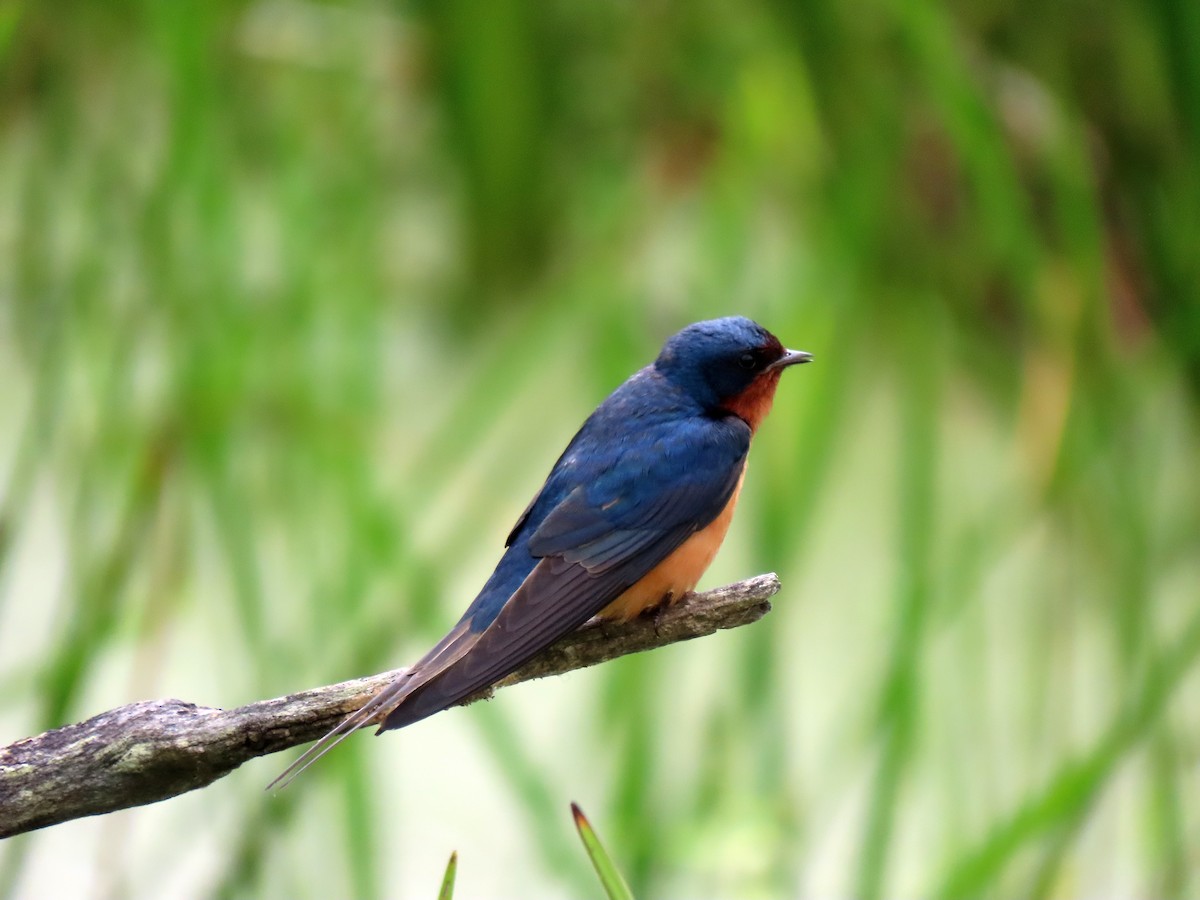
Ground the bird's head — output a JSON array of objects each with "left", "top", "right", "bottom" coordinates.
[{"left": 654, "top": 316, "right": 812, "bottom": 431}]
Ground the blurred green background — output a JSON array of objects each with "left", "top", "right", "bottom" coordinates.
[{"left": 2, "top": 0, "right": 1198, "bottom": 897}]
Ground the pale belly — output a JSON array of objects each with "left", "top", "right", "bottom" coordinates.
[{"left": 597, "top": 469, "right": 746, "bottom": 622}]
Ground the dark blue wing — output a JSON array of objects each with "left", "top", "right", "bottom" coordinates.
[{"left": 379, "top": 412, "right": 750, "bottom": 731}]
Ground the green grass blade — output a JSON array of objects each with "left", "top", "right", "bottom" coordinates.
[
  {"left": 437, "top": 852, "right": 457, "bottom": 900},
  {"left": 571, "top": 803, "right": 635, "bottom": 900}
]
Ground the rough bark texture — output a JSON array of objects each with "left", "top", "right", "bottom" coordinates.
[{"left": 0, "top": 574, "right": 779, "bottom": 838}]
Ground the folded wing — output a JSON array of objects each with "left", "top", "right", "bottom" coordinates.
[{"left": 380, "top": 416, "right": 750, "bottom": 730}]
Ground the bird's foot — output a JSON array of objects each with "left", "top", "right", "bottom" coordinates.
[{"left": 641, "top": 590, "right": 678, "bottom": 638}]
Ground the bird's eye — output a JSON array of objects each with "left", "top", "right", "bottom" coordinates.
[{"left": 738, "top": 352, "right": 757, "bottom": 371}]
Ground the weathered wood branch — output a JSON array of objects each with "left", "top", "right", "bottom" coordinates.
[{"left": 0, "top": 574, "right": 779, "bottom": 839}]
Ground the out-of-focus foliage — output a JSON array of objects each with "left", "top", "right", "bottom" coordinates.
[{"left": 1, "top": 0, "right": 1197, "bottom": 897}]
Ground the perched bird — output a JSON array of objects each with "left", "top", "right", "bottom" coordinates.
[{"left": 270, "top": 316, "right": 811, "bottom": 788}]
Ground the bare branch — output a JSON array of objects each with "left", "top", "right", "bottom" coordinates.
[{"left": 0, "top": 574, "right": 779, "bottom": 838}]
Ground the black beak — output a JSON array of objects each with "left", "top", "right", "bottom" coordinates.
[{"left": 768, "top": 348, "right": 813, "bottom": 371}]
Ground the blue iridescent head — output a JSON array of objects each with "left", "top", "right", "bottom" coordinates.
[{"left": 654, "top": 316, "right": 811, "bottom": 423}]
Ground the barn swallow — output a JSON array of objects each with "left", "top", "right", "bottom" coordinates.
[{"left": 270, "top": 316, "right": 811, "bottom": 789}]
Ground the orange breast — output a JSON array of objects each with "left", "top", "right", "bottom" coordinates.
[{"left": 597, "top": 468, "right": 746, "bottom": 622}]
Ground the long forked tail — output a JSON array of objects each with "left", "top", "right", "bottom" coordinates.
[
  {"left": 266, "top": 675, "right": 416, "bottom": 792},
  {"left": 267, "top": 619, "right": 482, "bottom": 790}
]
